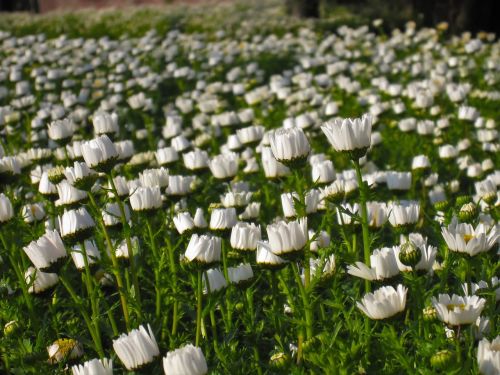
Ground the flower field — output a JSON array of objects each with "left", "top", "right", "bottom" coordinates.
[{"left": 0, "top": 2, "right": 498, "bottom": 374}]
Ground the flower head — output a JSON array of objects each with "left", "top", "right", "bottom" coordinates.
[
  {"left": 321, "top": 114, "right": 371, "bottom": 158},
  {"left": 113, "top": 324, "right": 159, "bottom": 370},
  {"left": 357, "top": 284, "right": 407, "bottom": 320},
  {"left": 163, "top": 344, "right": 208, "bottom": 375},
  {"left": 432, "top": 294, "right": 486, "bottom": 325}
]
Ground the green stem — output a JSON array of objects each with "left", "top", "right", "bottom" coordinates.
[
  {"left": 0, "top": 233, "right": 34, "bottom": 315},
  {"left": 145, "top": 221, "right": 161, "bottom": 321},
  {"left": 291, "top": 262, "right": 313, "bottom": 339},
  {"left": 195, "top": 269, "right": 203, "bottom": 346},
  {"left": 352, "top": 159, "right": 371, "bottom": 293},
  {"left": 59, "top": 273, "right": 104, "bottom": 358},
  {"left": 79, "top": 241, "right": 102, "bottom": 355},
  {"left": 108, "top": 173, "right": 142, "bottom": 314},
  {"left": 166, "top": 236, "right": 179, "bottom": 336},
  {"left": 352, "top": 158, "right": 371, "bottom": 363},
  {"left": 87, "top": 191, "right": 131, "bottom": 331}
]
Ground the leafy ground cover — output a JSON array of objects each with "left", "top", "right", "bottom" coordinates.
[{"left": 0, "top": 1, "right": 498, "bottom": 374}]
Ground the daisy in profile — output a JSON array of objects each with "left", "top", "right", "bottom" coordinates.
[
  {"left": 431, "top": 294, "right": 486, "bottom": 326},
  {"left": 357, "top": 284, "right": 407, "bottom": 320},
  {"left": 441, "top": 219, "right": 499, "bottom": 256}
]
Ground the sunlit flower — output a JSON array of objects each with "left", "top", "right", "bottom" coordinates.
[
  {"left": 0, "top": 193, "right": 14, "bottom": 223},
  {"left": 441, "top": 220, "right": 499, "bottom": 256},
  {"left": 185, "top": 234, "right": 221, "bottom": 264},
  {"left": 477, "top": 336, "right": 500, "bottom": 375},
  {"left": 72, "top": 358, "right": 113, "bottom": 375},
  {"left": 321, "top": 114, "right": 371, "bottom": 157},
  {"left": 162, "top": 344, "right": 207, "bottom": 375},
  {"left": 81, "top": 135, "right": 118, "bottom": 171},
  {"left": 23, "top": 230, "right": 67, "bottom": 271},
  {"left": 357, "top": 284, "right": 407, "bottom": 320},
  {"left": 113, "top": 324, "right": 160, "bottom": 370},
  {"left": 266, "top": 218, "right": 307, "bottom": 255},
  {"left": 432, "top": 294, "right": 486, "bottom": 326},
  {"left": 269, "top": 127, "right": 310, "bottom": 165},
  {"left": 47, "top": 338, "right": 83, "bottom": 364},
  {"left": 230, "top": 222, "right": 261, "bottom": 251}
]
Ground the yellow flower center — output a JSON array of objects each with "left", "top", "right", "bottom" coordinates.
[
  {"left": 446, "top": 303, "right": 465, "bottom": 311},
  {"left": 463, "top": 234, "right": 474, "bottom": 244}
]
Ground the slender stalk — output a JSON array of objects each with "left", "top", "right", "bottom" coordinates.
[
  {"left": 270, "top": 271, "right": 281, "bottom": 335},
  {"left": 0, "top": 233, "right": 34, "bottom": 315},
  {"left": 291, "top": 262, "right": 313, "bottom": 339},
  {"left": 352, "top": 159, "right": 371, "bottom": 293},
  {"left": 220, "top": 239, "right": 233, "bottom": 332},
  {"left": 108, "top": 173, "right": 142, "bottom": 312},
  {"left": 145, "top": 220, "right": 162, "bottom": 321},
  {"left": 80, "top": 241, "right": 101, "bottom": 350},
  {"left": 59, "top": 273, "right": 104, "bottom": 358},
  {"left": 166, "top": 235, "right": 179, "bottom": 336},
  {"left": 87, "top": 191, "right": 130, "bottom": 331},
  {"left": 204, "top": 272, "right": 219, "bottom": 353},
  {"left": 195, "top": 269, "right": 203, "bottom": 346},
  {"left": 352, "top": 158, "right": 371, "bottom": 363}
]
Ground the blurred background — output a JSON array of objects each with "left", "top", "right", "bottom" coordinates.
[{"left": 1, "top": 0, "right": 499, "bottom": 34}]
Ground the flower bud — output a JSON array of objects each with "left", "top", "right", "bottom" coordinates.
[
  {"left": 430, "top": 350, "right": 455, "bottom": 370},
  {"left": 398, "top": 241, "right": 421, "bottom": 267},
  {"left": 455, "top": 195, "right": 471, "bottom": 207},
  {"left": 47, "top": 166, "right": 66, "bottom": 184},
  {"left": 434, "top": 200, "right": 449, "bottom": 212},
  {"left": 4, "top": 320, "right": 19, "bottom": 336},
  {"left": 269, "top": 352, "right": 290, "bottom": 370},
  {"left": 422, "top": 306, "right": 437, "bottom": 321},
  {"left": 458, "top": 202, "right": 477, "bottom": 223}
]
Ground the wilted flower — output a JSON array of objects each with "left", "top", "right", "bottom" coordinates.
[
  {"left": 162, "top": 344, "right": 208, "bottom": 375},
  {"left": 47, "top": 338, "right": 83, "bottom": 364},
  {"left": 357, "top": 284, "right": 407, "bottom": 319},
  {"left": 113, "top": 324, "right": 160, "bottom": 370}
]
